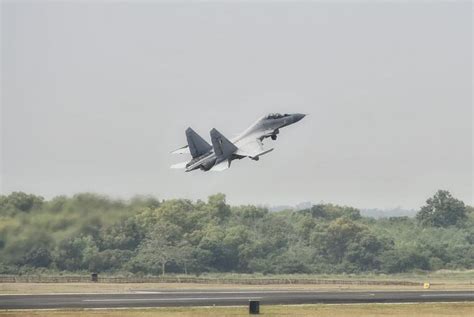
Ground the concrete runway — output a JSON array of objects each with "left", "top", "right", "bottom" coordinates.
[{"left": 1, "top": 289, "right": 473, "bottom": 309}]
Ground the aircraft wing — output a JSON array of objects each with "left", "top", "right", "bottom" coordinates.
[{"left": 235, "top": 138, "right": 274, "bottom": 158}]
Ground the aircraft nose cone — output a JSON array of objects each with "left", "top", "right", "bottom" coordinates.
[{"left": 293, "top": 113, "right": 306, "bottom": 122}]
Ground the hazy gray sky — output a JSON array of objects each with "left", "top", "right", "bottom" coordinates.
[{"left": 1, "top": 1, "right": 472, "bottom": 209}]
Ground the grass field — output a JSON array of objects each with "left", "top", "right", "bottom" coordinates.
[
  {"left": 1, "top": 282, "right": 473, "bottom": 295},
  {"left": 0, "top": 271, "right": 472, "bottom": 295},
  {"left": 2, "top": 270, "right": 473, "bottom": 283},
  {"left": 1, "top": 303, "right": 473, "bottom": 317},
  {"left": 0, "top": 282, "right": 473, "bottom": 295},
  {"left": 178, "top": 270, "right": 474, "bottom": 283}
]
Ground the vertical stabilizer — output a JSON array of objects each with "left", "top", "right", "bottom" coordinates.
[
  {"left": 186, "top": 128, "right": 212, "bottom": 158},
  {"left": 210, "top": 128, "right": 238, "bottom": 159}
]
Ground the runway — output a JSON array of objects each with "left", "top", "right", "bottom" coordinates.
[{"left": 1, "top": 290, "right": 473, "bottom": 309}]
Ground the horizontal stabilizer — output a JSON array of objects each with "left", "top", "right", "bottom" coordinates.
[
  {"left": 170, "top": 162, "right": 187, "bottom": 169},
  {"left": 171, "top": 145, "right": 190, "bottom": 155}
]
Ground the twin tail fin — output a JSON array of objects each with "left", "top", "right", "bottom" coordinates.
[
  {"left": 210, "top": 128, "right": 237, "bottom": 159},
  {"left": 186, "top": 127, "right": 212, "bottom": 158}
]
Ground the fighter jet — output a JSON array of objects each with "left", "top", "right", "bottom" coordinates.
[{"left": 171, "top": 113, "right": 306, "bottom": 172}]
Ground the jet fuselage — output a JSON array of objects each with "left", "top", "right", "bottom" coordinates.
[{"left": 173, "top": 113, "right": 306, "bottom": 172}]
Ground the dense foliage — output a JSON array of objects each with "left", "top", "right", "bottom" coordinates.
[{"left": 0, "top": 191, "right": 472, "bottom": 275}]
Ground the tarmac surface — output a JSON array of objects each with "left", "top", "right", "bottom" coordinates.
[{"left": 1, "top": 289, "right": 473, "bottom": 309}]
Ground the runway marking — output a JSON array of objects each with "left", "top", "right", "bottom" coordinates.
[
  {"left": 83, "top": 297, "right": 263, "bottom": 302},
  {"left": 132, "top": 290, "right": 325, "bottom": 294}
]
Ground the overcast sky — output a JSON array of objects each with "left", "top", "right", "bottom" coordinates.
[{"left": 1, "top": 1, "right": 472, "bottom": 209}]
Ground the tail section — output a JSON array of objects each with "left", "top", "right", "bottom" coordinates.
[
  {"left": 210, "top": 128, "right": 237, "bottom": 159},
  {"left": 186, "top": 127, "right": 212, "bottom": 158}
]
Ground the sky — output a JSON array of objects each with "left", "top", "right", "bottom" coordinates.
[{"left": 1, "top": 1, "right": 472, "bottom": 209}]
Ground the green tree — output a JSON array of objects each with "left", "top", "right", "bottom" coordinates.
[
  {"left": 310, "top": 218, "right": 387, "bottom": 272},
  {"left": 0, "top": 191, "right": 472, "bottom": 275},
  {"left": 207, "top": 193, "right": 231, "bottom": 222},
  {"left": 90, "top": 249, "right": 134, "bottom": 272},
  {"left": 54, "top": 236, "right": 98, "bottom": 271},
  {"left": 380, "top": 249, "right": 430, "bottom": 273},
  {"left": 135, "top": 223, "right": 182, "bottom": 275},
  {"left": 99, "top": 217, "right": 144, "bottom": 250},
  {"left": 416, "top": 190, "right": 467, "bottom": 227},
  {"left": 22, "top": 247, "right": 52, "bottom": 268},
  {"left": 302, "top": 204, "right": 361, "bottom": 220},
  {"left": 198, "top": 224, "right": 237, "bottom": 272},
  {"left": 0, "top": 192, "right": 44, "bottom": 215},
  {"left": 173, "top": 241, "right": 195, "bottom": 274}
]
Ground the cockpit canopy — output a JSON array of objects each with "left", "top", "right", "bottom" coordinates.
[{"left": 265, "top": 113, "right": 290, "bottom": 119}]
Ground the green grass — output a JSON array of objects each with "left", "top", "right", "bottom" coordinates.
[
  {"left": 1, "top": 303, "right": 473, "bottom": 317},
  {"left": 189, "top": 270, "right": 474, "bottom": 282},
  {"left": 6, "top": 269, "right": 473, "bottom": 282},
  {"left": 2, "top": 270, "right": 473, "bottom": 290}
]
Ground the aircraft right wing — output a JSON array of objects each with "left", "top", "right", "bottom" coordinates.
[{"left": 235, "top": 138, "right": 274, "bottom": 159}]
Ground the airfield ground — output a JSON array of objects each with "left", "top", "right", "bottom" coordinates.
[
  {"left": 1, "top": 278, "right": 473, "bottom": 295},
  {"left": 1, "top": 303, "right": 473, "bottom": 317},
  {"left": 0, "top": 282, "right": 473, "bottom": 295},
  {"left": 0, "top": 270, "right": 472, "bottom": 295},
  {"left": 0, "top": 273, "right": 472, "bottom": 316}
]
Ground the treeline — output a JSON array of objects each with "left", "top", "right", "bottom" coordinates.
[{"left": 0, "top": 190, "right": 472, "bottom": 275}]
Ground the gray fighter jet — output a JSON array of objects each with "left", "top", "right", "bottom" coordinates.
[{"left": 171, "top": 113, "right": 306, "bottom": 172}]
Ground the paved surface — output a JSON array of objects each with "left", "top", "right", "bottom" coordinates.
[{"left": 1, "top": 290, "right": 473, "bottom": 309}]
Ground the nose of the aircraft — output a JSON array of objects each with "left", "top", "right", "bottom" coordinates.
[{"left": 293, "top": 113, "right": 306, "bottom": 122}]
